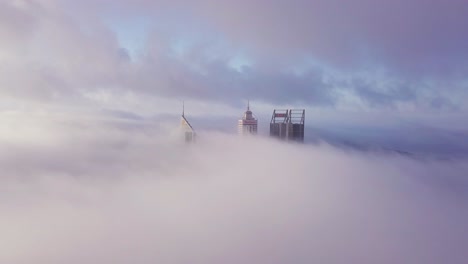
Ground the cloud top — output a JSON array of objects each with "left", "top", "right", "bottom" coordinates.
[{"left": 1, "top": 114, "right": 467, "bottom": 264}]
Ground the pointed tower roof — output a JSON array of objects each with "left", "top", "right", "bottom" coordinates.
[
  {"left": 242, "top": 100, "right": 255, "bottom": 120},
  {"left": 181, "top": 101, "right": 194, "bottom": 131}
]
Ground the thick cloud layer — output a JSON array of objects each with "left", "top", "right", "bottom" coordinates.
[{"left": 1, "top": 114, "right": 467, "bottom": 264}]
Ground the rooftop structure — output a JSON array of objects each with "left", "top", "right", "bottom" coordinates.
[
  {"left": 270, "top": 109, "right": 305, "bottom": 142},
  {"left": 238, "top": 101, "right": 258, "bottom": 136},
  {"left": 181, "top": 102, "right": 196, "bottom": 143}
]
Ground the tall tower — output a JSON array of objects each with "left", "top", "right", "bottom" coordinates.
[
  {"left": 181, "top": 102, "right": 196, "bottom": 143},
  {"left": 270, "top": 109, "right": 305, "bottom": 142},
  {"left": 238, "top": 101, "right": 258, "bottom": 135}
]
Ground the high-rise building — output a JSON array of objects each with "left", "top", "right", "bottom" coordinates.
[
  {"left": 238, "top": 101, "right": 258, "bottom": 135},
  {"left": 181, "top": 103, "right": 196, "bottom": 143},
  {"left": 270, "top": 109, "right": 305, "bottom": 142}
]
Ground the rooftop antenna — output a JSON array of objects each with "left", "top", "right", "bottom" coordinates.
[
  {"left": 182, "top": 101, "right": 185, "bottom": 117},
  {"left": 247, "top": 99, "right": 250, "bottom": 111}
]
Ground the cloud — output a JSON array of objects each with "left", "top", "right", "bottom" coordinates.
[
  {"left": 1, "top": 0, "right": 467, "bottom": 112},
  {"left": 0, "top": 0, "right": 129, "bottom": 104},
  {"left": 86, "top": 0, "right": 468, "bottom": 73},
  {"left": 1, "top": 2, "right": 467, "bottom": 262},
  {"left": 1, "top": 112, "right": 467, "bottom": 264}
]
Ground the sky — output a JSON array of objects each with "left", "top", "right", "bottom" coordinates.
[
  {"left": 1, "top": 0, "right": 468, "bottom": 263},
  {"left": 1, "top": 0, "right": 468, "bottom": 154}
]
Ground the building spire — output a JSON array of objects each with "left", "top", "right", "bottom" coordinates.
[
  {"left": 238, "top": 99, "right": 257, "bottom": 135},
  {"left": 182, "top": 101, "right": 185, "bottom": 117}
]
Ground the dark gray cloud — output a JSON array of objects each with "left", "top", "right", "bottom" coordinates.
[
  {"left": 132, "top": 50, "right": 335, "bottom": 107},
  {"left": 352, "top": 78, "right": 417, "bottom": 107}
]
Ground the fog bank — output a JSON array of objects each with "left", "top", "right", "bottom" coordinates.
[{"left": 1, "top": 115, "right": 467, "bottom": 264}]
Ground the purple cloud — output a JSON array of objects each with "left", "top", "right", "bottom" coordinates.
[
  {"left": 1, "top": 0, "right": 467, "bottom": 110},
  {"left": 0, "top": 114, "right": 467, "bottom": 263}
]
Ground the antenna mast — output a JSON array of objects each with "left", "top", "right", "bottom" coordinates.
[{"left": 182, "top": 101, "right": 185, "bottom": 117}]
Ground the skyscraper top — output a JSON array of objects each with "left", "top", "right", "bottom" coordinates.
[
  {"left": 243, "top": 100, "right": 255, "bottom": 120},
  {"left": 181, "top": 101, "right": 196, "bottom": 143},
  {"left": 238, "top": 101, "right": 258, "bottom": 135}
]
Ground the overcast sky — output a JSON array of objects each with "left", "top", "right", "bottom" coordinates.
[
  {"left": 2, "top": 0, "right": 468, "bottom": 111},
  {"left": 2, "top": 0, "right": 468, "bottom": 154},
  {"left": 1, "top": 2, "right": 468, "bottom": 263}
]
